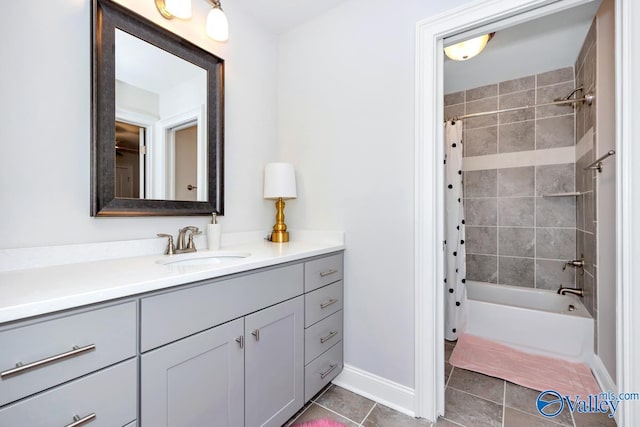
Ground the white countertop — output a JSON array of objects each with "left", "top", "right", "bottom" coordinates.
[{"left": 0, "top": 237, "right": 344, "bottom": 324}]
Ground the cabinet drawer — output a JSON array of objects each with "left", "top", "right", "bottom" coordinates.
[
  {"left": 0, "top": 358, "right": 137, "bottom": 426},
  {"left": 305, "top": 281, "right": 343, "bottom": 327},
  {"left": 304, "top": 341, "right": 343, "bottom": 401},
  {"left": 0, "top": 302, "right": 136, "bottom": 406},
  {"left": 141, "top": 264, "right": 303, "bottom": 352},
  {"left": 304, "top": 254, "right": 343, "bottom": 292},
  {"left": 305, "top": 310, "right": 343, "bottom": 364}
]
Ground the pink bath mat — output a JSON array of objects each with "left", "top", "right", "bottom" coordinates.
[
  {"left": 449, "top": 333, "right": 601, "bottom": 398},
  {"left": 294, "top": 419, "right": 346, "bottom": 427}
]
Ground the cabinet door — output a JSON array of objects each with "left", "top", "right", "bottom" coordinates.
[
  {"left": 140, "top": 318, "right": 244, "bottom": 427},
  {"left": 245, "top": 296, "right": 304, "bottom": 427}
]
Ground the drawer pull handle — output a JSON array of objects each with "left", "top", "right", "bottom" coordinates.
[
  {"left": 64, "top": 413, "right": 96, "bottom": 427},
  {"left": 235, "top": 336, "right": 244, "bottom": 348},
  {"left": 1, "top": 344, "right": 96, "bottom": 379},
  {"left": 320, "top": 299, "right": 338, "bottom": 309},
  {"left": 320, "top": 269, "right": 338, "bottom": 277},
  {"left": 320, "top": 330, "right": 339, "bottom": 344},
  {"left": 252, "top": 329, "right": 260, "bottom": 341},
  {"left": 320, "top": 363, "right": 339, "bottom": 379}
]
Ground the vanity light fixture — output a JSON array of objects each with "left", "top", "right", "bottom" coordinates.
[
  {"left": 155, "top": 0, "right": 192, "bottom": 19},
  {"left": 155, "top": 0, "right": 229, "bottom": 42},
  {"left": 444, "top": 32, "right": 495, "bottom": 61},
  {"left": 264, "top": 163, "right": 297, "bottom": 243},
  {"left": 206, "top": 0, "right": 229, "bottom": 42}
]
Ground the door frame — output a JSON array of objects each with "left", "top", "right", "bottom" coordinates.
[{"left": 414, "top": 0, "right": 640, "bottom": 424}]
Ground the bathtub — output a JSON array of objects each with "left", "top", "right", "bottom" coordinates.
[{"left": 464, "top": 281, "right": 594, "bottom": 365}]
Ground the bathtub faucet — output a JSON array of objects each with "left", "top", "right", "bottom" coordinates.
[
  {"left": 562, "top": 258, "right": 584, "bottom": 271},
  {"left": 557, "top": 286, "right": 584, "bottom": 297}
]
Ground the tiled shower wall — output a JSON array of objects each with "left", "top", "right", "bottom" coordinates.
[
  {"left": 444, "top": 67, "right": 578, "bottom": 289},
  {"left": 575, "top": 19, "right": 597, "bottom": 317}
]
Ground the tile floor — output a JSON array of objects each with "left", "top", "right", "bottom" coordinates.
[{"left": 285, "top": 341, "right": 617, "bottom": 427}]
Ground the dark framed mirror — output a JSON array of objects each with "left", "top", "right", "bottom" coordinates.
[{"left": 91, "top": 0, "right": 224, "bottom": 216}]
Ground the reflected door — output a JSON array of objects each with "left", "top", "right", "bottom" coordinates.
[{"left": 174, "top": 125, "right": 198, "bottom": 201}]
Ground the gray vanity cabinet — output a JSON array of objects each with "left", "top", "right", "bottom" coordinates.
[
  {"left": 245, "top": 296, "right": 304, "bottom": 427},
  {"left": 140, "top": 318, "right": 245, "bottom": 427}
]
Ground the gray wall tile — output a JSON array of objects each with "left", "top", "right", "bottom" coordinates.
[
  {"left": 459, "top": 67, "right": 579, "bottom": 292},
  {"left": 445, "top": 91, "right": 465, "bottom": 106},
  {"left": 465, "top": 97, "right": 497, "bottom": 129},
  {"left": 465, "top": 170, "right": 497, "bottom": 197},
  {"left": 498, "top": 167, "right": 535, "bottom": 197},
  {"left": 499, "top": 121, "right": 535, "bottom": 153},
  {"left": 464, "top": 127, "right": 497, "bottom": 157},
  {"left": 536, "top": 66, "right": 574, "bottom": 87},
  {"left": 466, "top": 254, "right": 498, "bottom": 283},
  {"left": 536, "top": 164, "right": 575, "bottom": 195},
  {"left": 498, "top": 227, "right": 535, "bottom": 257},
  {"left": 466, "top": 226, "right": 497, "bottom": 255},
  {"left": 584, "top": 271, "right": 595, "bottom": 317},
  {"left": 465, "top": 198, "right": 497, "bottom": 226},
  {"left": 466, "top": 84, "right": 498, "bottom": 102},
  {"left": 536, "top": 115, "right": 575, "bottom": 149},
  {"left": 536, "top": 259, "right": 576, "bottom": 290},
  {"left": 499, "top": 75, "right": 535, "bottom": 95},
  {"left": 499, "top": 257, "right": 535, "bottom": 287},
  {"left": 498, "top": 90, "right": 535, "bottom": 123},
  {"left": 584, "top": 189, "right": 596, "bottom": 233},
  {"left": 536, "top": 82, "right": 576, "bottom": 118},
  {"left": 537, "top": 228, "right": 576, "bottom": 260},
  {"left": 576, "top": 20, "right": 596, "bottom": 71},
  {"left": 584, "top": 231, "right": 596, "bottom": 275},
  {"left": 498, "top": 198, "right": 534, "bottom": 226},
  {"left": 536, "top": 196, "right": 576, "bottom": 227},
  {"left": 445, "top": 104, "right": 464, "bottom": 121}
]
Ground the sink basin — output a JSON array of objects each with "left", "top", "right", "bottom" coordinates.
[{"left": 156, "top": 251, "right": 251, "bottom": 266}]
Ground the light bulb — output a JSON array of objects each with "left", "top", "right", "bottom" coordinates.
[{"left": 207, "top": 6, "right": 229, "bottom": 42}]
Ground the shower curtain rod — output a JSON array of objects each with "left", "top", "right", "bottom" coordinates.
[{"left": 445, "top": 94, "right": 594, "bottom": 122}]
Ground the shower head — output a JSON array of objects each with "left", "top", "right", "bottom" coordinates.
[{"left": 553, "top": 86, "right": 584, "bottom": 102}]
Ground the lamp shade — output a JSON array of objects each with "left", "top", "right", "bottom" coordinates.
[
  {"left": 264, "top": 163, "right": 297, "bottom": 199},
  {"left": 444, "top": 33, "right": 492, "bottom": 61},
  {"left": 206, "top": 6, "right": 229, "bottom": 42}
]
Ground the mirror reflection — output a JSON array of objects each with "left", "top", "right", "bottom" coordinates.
[{"left": 114, "top": 29, "right": 207, "bottom": 202}]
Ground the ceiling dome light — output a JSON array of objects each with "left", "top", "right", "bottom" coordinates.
[
  {"left": 444, "top": 33, "right": 495, "bottom": 61},
  {"left": 206, "top": 0, "right": 229, "bottom": 42},
  {"left": 155, "top": 0, "right": 192, "bottom": 19}
]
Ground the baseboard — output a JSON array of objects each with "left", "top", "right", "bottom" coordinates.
[
  {"left": 591, "top": 355, "right": 619, "bottom": 424},
  {"left": 592, "top": 354, "right": 617, "bottom": 394},
  {"left": 332, "top": 364, "right": 416, "bottom": 417}
]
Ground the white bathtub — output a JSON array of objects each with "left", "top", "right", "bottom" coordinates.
[{"left": 464, "top": 281, "right": 594, "bottom": 365}]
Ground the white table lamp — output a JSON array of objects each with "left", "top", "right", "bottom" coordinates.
[{"left": 264, "top": 163, "right": 297, "bottom": 243}]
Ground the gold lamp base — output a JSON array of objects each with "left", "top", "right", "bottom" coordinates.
[
  {"left": 270, "top": 230, "right": 290, "bottom": 243},
  {"left": 270, "top": 197, "right": 290, "bottom": 243}
]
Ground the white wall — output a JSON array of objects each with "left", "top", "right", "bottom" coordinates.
[
  {"left": 277, "top": 0, "right": 473, "bottom": 388},
  {"left": 0, "top": 0, "right": 278, "bottom": 249}
]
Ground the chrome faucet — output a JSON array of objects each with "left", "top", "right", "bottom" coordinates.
[
  {"left": 157, "top": 226, "right": 201, "bottom": 255},
  {"left": 176, "top": 226, "right": 201, "bottom": 253},
  {"left": 562, "top": 258, "right": 584, "bottom": 271},
  {"left": 557, "top": 286, "right": 584, "bottom": 297}
]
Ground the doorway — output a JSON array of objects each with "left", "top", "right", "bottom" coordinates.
[{"left": 414, "top": 0, "right": 636, "bottom": 425}]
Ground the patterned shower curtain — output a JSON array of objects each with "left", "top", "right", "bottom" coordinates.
[{"left": 444, "top": 120, "right": 466, "bottom": 341}]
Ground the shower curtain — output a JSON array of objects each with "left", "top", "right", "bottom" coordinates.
[{"left": 444, "top": 120, "right": 466, "bottom": 341}]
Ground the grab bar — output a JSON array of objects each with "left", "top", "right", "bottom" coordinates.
[{"left": 584, "top": 150, "right": 615, "bottom": 173}]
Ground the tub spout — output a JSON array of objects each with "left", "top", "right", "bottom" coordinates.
[{"left": 557, "top": 286, "right": 584, "bottom": 297}]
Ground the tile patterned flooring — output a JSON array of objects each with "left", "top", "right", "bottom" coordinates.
[{"left": 285, "top": 341, "right": 617, "bottom": 427}]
